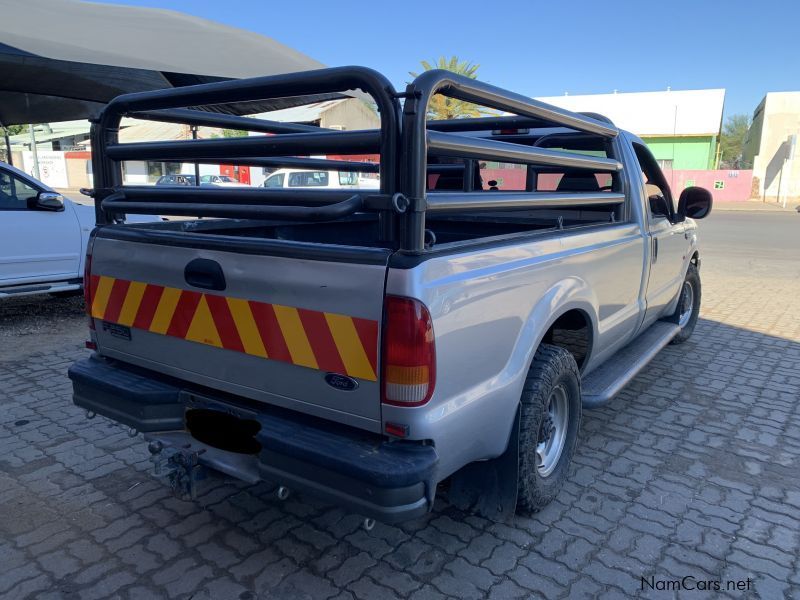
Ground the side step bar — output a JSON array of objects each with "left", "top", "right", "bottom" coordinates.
[
  {"left": 581, "top": 321, "right": 681, "bottom": 408},
  {"left": 0, "top": 282, "right": 82, "bottom": 298}
]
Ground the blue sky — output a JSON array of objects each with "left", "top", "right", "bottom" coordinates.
[{"left": 106, "top": 0, "right": 799, "bottom": 120}]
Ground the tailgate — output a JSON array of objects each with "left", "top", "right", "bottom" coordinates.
[{"left": 88, "top": 233, "right": 389, "bottom": 432}]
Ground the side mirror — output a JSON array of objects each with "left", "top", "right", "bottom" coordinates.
[
  {"left": 677, "top": 186, "right": 712, "bottom": 220},
  {"left": 34, "top": 191, "right": 65, "bottom": 212}
]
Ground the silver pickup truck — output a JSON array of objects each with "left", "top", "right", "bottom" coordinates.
[{"left": 69, "top": 67, "right": 712, "bottom": 526}]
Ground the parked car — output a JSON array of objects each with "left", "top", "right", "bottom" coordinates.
[
  {"left": 263, "top": 168, "right": 377, "bottom": 189},
  {"left": 156, "top": 174, "right": 196, "bottom": 186},
  {"left": 199, "top": 174, "right": 249, "bottom": 187},
  {"left": 0, "top": 161, "right": 161, "bottom": 298},
  {"left": 69, "top": 67, "right": 712, "bottom": 527}
]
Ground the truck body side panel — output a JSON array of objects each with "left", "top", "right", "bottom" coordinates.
[{"left": 384, "top": 223, "right": 646, "bottom": 479}]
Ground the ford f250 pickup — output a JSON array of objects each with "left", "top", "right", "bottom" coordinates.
[{"left": 69, "top": 67, "right": 712, "bottom": 525}]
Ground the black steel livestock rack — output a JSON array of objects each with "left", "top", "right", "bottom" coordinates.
[{"left": 90, "top": 66, "right": 624, "bottom": 253}]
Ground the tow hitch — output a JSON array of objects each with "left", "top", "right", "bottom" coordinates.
[{"left": 148, "top": 440, "right": 207, "bottom": 500}]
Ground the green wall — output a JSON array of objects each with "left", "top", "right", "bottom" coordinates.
[{"left": 641, "top": 135, "right": 718, "bottom": 170}]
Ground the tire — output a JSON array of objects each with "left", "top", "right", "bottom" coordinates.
[
  {"left": 517, "top": 344, "right": 582, "bottom": 513},
  {"left": 668, "top": 263, "right": 701, "bottom": 345}
]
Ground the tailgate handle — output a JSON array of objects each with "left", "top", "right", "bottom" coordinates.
[{"left": 184, "top": 258, "right": 226, "bottom": 291}]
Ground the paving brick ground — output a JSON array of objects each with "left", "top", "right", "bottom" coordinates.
[{"left": 1, "top": 214, "right": 799, "bottom": 599}]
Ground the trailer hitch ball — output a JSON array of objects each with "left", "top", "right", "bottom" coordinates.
[
  {"left": 277, "top": 486, "right": 290, "bottom": 501},
  {"left": 85, "top": 410, "right": 96, "bottom": 420},
  {"left": 148, "top": 440, "right": 164, "bottom": 475},
  {"left": 363, "top": 518, "right": 376, "bottom": 532},
  {"left": 128, "top": 427, "right": 139, "bottom": 438}
]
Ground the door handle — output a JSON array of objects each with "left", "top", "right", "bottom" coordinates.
[
  {"left": 652, "top": 237, "right": 658, "bottom": 263},
  {"left": 184, "top": 258, "right": 226, "bottom": 291}
]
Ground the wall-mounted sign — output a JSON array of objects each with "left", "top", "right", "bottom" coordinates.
[{"left": 22, "top": 151, "right": 68, "bottom": 188}]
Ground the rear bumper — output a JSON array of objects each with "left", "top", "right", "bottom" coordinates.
[{"left": 69, "top": 355, "right": 438, "bottom": 523}]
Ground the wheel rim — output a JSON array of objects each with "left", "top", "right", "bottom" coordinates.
[
  {"left": 536, "top": 384, "right": 570, "bottom": 477},
  {"left": 678, "top": 281, "right": 694, "bottom": 328}
]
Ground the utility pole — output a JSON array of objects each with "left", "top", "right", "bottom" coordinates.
[{"left": 28, "top": 124, "right": 40, "bottom": 179}]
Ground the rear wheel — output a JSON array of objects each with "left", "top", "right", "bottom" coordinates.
[
  {"left": 517, "top": 344, "right": 582, "bottom": 513},
  {"left": 668, "top": 263, "right": 701, "bottom": 344}
]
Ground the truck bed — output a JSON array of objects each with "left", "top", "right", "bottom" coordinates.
[{"left": 124, "top": 207, "right": 619, "bottom": 250}]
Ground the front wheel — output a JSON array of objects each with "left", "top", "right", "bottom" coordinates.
[
  {"left": 668, "top": 263, "right": 701, "bottom": 344},
  {"left": 517, "top": 344, "right": 582, "bottom": 513}
]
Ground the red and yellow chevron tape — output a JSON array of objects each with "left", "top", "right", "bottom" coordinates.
[{"left": 89, "top": 275, "right": 379, "bottom": 381}]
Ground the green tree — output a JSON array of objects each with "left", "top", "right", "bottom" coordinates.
[
  {"left": 409, "top": 56, "right": 487, "bottom": 120},
  {"left": 222, "top": 128, "right": 248, "bottom": 138},
  {"left": 719, "top": 114, "right": 752, "bottom": 169},
  {"left": 1, "top": 124, "right": 25, "bottom": 136},
  {"left": 1, "top": 125, "right": 24, "bottom": 162}
]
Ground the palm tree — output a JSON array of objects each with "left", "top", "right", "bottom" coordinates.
[{"left": 409, "top": 56, "right": 487, "bottom": 120}]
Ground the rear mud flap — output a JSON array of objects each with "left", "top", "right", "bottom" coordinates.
[{"left": 448, "top": 406, "right": 519, "bottom": 522}]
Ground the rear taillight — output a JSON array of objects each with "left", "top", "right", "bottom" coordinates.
[{"left": 381, "top": 296, "right": 436, "bottom": 407}]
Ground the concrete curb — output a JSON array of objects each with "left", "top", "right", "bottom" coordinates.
[{"left": 714, "top": 202, "right": 797, "bottom": 213}]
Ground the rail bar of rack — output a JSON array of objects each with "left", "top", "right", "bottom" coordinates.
[
  {"left": 103, "top": 192, "right": 367, "bottom": 221},
  {"left": 427, "top": 131, "right": 622, "bottom": 172},
  {"left": 133, "top": 108, "right": 323, "bottom": 135},
  {"left": 426, "top": 191, "right": 625, "bottom": 213},
  {"left": 104, "top": 186, "right": 390, "bottom": 207},
  {"left": 105, "top": 130, "right": 381, "bottom": 162}
]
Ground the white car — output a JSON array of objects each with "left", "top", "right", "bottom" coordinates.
[
  {"left": 263, "top": 168, "right": 379, "bottom": 190},
  {"left": 199, "top": 174, "right": 250, "bottom": 187},
  {"left": 0, "top": 161, "right": 156, "bottom": 298}
]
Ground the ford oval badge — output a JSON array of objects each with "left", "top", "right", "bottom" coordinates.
[{"left": 325, "top": 373, "right": 359, "bottom": 391}]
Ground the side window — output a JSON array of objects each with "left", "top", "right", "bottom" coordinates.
[
  {"left": 264, "top": 174, "right": 284, "bottom": 188},
  {"left": 536, "top": 172, "right": 614, "bottom": 192},
  {"left": 532, "top": 140, "right": 615, "bottom": 194},
  {"left": 480, "top": 162, "right": 527, "bottom": 191},
  {"left": 338, "top": 171, "right": 357, "bottom": 185},
  {"left": 311, "top": 172, "right": 329, "bottom": 186},
  {"left": 632, "top": 143, "right": 674, "bottom": 220},
  {"left": 0, "top": 170, "right": 40, "bottom": 210},
  {"left": 288, "top": 171, "right": 329, "bottom": 187}
]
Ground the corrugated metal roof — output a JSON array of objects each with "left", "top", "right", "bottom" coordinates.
[
  {"left": 8, "top": 123, "right": 90, "bottom": 144},
  {"left": 251, "top": 99, "right": 348, "bottom": 124},
  {"left": 535, "top": 89, "right": 726, "bottom": 137},
  {"left": 71, "top": 120, "right": 224, "bottom": 146}
]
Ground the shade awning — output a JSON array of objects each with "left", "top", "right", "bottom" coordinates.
[{"left": 0, "top": 0, "right": 334, "bottom": 126}]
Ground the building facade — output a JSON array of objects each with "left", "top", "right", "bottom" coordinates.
[
  {"left": 535, "top": 89, "right": 726, "bottom": 170},
  {"left": 742, "top": 91, "right": 800, "bottom": 203}
]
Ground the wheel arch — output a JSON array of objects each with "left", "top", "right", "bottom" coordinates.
[{"left": 496, "top": 280, "right": 598, "bottom": 454}]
